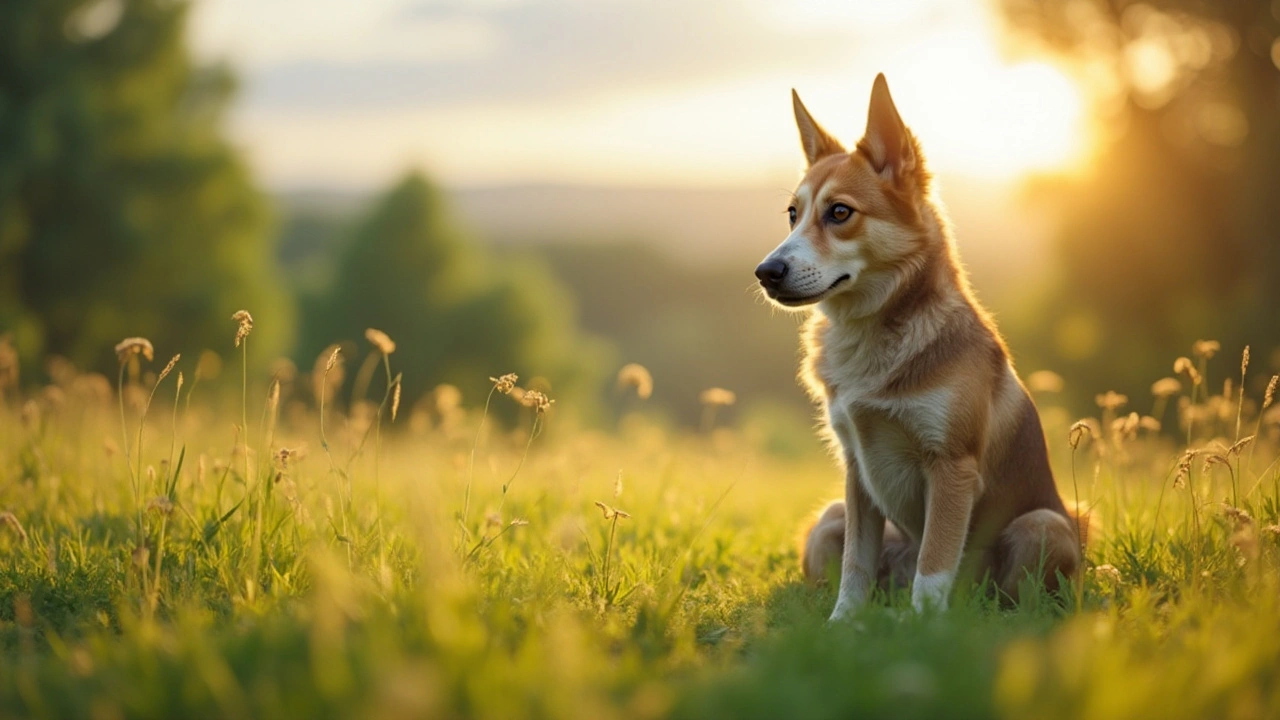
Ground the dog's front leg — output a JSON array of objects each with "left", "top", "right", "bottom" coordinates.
[
  {"left": 830, "top": 465, "right": 885, "bottom": 622},
  {"left": 913, "top": 455, "right": 979, "bottom": 611}
]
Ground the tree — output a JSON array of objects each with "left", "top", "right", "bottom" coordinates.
[
  {"left": 998, "top": 0, "right": 1280, "bottom": 401},
  {"left": 0, "top": 0, "right": 291, "bottom": 374},
  {"left": 299, "top": 173, "right": 608, "bottom": 413}
]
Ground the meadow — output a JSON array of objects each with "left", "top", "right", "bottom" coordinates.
[{"left": 2, "top": 324, "right": 1280, "bottom": 720}]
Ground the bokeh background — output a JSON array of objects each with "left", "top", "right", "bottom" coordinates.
[{"left": 5, "top": 0, "right": 1280, "bottom": 436}]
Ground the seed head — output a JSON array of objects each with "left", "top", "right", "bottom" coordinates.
[
  {"left": 1026, "top": 370, "right": 1064, "bottom": 394},
  {"left": 521, "top": 389, "right": 555, "bottom": 414},
  {"left": 0, "top": 511, "right": 28, "bottom": 544},
  {"left": 325, "top": 346, "right": 342, "bottom": 372},
  {"left": 1151, "top": 377, "right": 1182, "bottom": 398},
  {"left": 614, "top": 470, "right": 624, "bottom": 498},
  {"left": 391, "top": 377, "right": 402, "bottom": 422},
  {"left": 232, "top": 311, "right": 254, "bottom": 347},
  {"left": 1094, "top": 391, "right": 1128, "bottom": 412},
  {"left": 1241, "top": 345, "right": 1250, "bottom": 378},
  {"left": 594, "top": 501, "right": 631, "bottom": 521},
  {"left": 1264, "top": 376, "right": 1278, "bottom": 410},
  {"left": 490, "top": 373, "right": 518, "bottom": 395},
  {"left": 1138, "top": 415, "right": 1162, "bottom": 432},
  {"left": 1174, "top": 357, "right": 1201, "bottom": 385},
  {"left": 146, "top": 496, "right": 174, "bottom": 516},
  {"left": 1192, "top": 339, "right": 1220, "bottom": 360},
  {"left": 1068, "top": 419, "right": 1096, "bottom": 450},
  {"left": 115, "top": 337, "right": 154, "bottom": 363},
  {"left": 365, "top": 328, "right": 396, "bottom": 355},
  {"left": 158, "top": 354, "right": 180, "bottom": 383},
  {"left": 699, "top": 387, "right": 737, "bottom": 407},
  {"left": 617, "top": 363, "right": 654, "bottom": 399}
]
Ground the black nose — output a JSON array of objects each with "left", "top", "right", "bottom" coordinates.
[{"left": 755, "top": 259, "right": 789, "bottom": 290}]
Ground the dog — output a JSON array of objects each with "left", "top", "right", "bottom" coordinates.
[{"left": 755, "top": 75, "right": 1080, "bottom": 620}]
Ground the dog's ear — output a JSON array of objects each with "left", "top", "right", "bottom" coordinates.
[
  {"left": 792, "top": 89, "right": 845, "bottom": 166},
  {"left": 860, "top": 74, "right": 917, "bottom": 181}
]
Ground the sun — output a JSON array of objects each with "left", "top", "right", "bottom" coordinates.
[{"left": 877, "top": 31, "right": 1090, "bottom": 180}]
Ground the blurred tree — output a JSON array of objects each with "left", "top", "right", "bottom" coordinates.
[
  {"left": 299, "top": 174, "right": 609, "bottom": 414},
  {"left": 0, "top": 0, "right": 291, "bottom": 375},
  {"left": 998, "top": 0, "right": 1280, "bottom": 405}
]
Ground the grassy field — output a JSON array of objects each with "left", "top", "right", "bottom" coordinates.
[{"left": 2, "top": 330, "right": 1280, "bottom": 719}]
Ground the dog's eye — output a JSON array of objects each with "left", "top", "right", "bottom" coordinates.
[
  {"left": 787, "top": 206, "right": 797, "bottom": 227},
  {"left": 829, "top": 204, "right": 854, "bottom": 223}
]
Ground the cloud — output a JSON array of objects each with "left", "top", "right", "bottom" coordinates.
[{"left": 242, "top": 0, "right": 865, "bottom": 111}]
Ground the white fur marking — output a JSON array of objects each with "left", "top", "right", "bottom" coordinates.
[{"left": 912, "top": 570, "right": 955, "bottom": 611}]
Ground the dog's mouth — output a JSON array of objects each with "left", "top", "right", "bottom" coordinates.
[{"left": 771, "top": 274, "right": 852, "bottom": 306}]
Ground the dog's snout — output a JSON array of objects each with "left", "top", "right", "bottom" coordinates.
[{"left": 755, "top": 259, "right": 789, "bottom": 290}]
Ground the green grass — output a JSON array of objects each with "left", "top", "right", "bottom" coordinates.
[{"left": 2, "top": 344, "right": 1280, "bottom": 719}]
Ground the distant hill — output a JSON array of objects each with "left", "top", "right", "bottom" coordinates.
[{"left": 276, "top": 178, "right": 1052, "bottom": 300}]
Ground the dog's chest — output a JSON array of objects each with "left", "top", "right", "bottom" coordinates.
[{"left": 828, "top": 389, "right": 952, "bottom": 540}]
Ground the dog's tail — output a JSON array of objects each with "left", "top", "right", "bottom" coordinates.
[{"left": 799, "top": 500, "right": 845, "bottom": 585}]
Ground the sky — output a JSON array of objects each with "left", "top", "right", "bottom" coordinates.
[{"left": 189, "top": 0, "right": 1092, "bottom": 191}]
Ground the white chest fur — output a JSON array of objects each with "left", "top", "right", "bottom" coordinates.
[{"left": 826, "top": 385, "right": 954, "bottom": 541}]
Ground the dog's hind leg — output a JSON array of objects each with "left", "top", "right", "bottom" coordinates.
[
  {"left": 801, "top": 501, "right": 917, "bottom": 589},
  {"left": 995, "top": 508, "right": 1081, "bottom": 600}
]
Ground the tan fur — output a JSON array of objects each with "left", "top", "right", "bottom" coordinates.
[{"left": 759, "top": 75, "right": 1080, "bottom": 617}]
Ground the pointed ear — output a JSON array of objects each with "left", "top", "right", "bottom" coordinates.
[
  {"left": 860, "top": 74, "right": 916, "bottom": 180},
  {"left": 792, "top": 89, "right": 845, "bottom": 166}
]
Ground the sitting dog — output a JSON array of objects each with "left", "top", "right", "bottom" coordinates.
[{"left": 755, "top": 75, "right": 1080, "bottom": 620}]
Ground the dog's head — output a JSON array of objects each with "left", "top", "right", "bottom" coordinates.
[{"left": 756, "top": 74, "right": 932, "bottom": 310}]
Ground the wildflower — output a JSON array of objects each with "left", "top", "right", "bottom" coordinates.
[
  {"left": 1192, "top": 340, "right": 1220, "bottom": 360},
  {"left": 146, "top": 496, "right": 174, "bottom": 516},
  {"left": 1111, "top": 412, "right": 1139, "bottom": 438},
  {"left": 1026, "top": 370, "right": 1064, "bottom": 394},
  {"left": 1221, "top": 504, "right": 1253, "bottom": 527},
  {"left": 232, "top": 310, "right": 254, "bottom": 347},
  {"left": 1151, "top": 377, "right": 1181, "bottom": 398},
  {"left": 490, "top": 373, "right": 518, "bottom": 395},
  {"left": 521, "top": 389, "right": 555, "bottom": 414},
  {"left": 594, "top": 501, "right": 632, "bottom": 520},
  {"left": 699, "top": 387, "right": 737, "bottom": 407},
  {"left": 617, "top": 363, "right": 654, "bottom": 399},
  {"left": 1173, "top": 357, "right": 1201, "bottom": 385},
  {"left": 114, "top": 337, "right": 154, "bottom": 363},
  {"left": 1091, "top": 564, "right": 1123, "bottom": 585},
  {"left": 1094, "top": 391, "right": 1128, "bottom": 412},
  {"left": 0, "top": 511, "right": 28, "bottom": 543},
  {"left": 365, "top": 328, "right": 396, "bottom": 355},
  {"left": 276, "top": 447, "right": 296, "bottom": 467}
]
